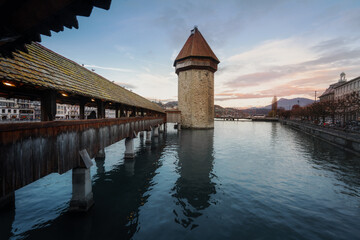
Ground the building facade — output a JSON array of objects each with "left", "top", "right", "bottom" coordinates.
[
  {"left": 319, "top": 72, "right": 349, "bottom": 102},
  {"left": 319, "top": 73, "right": 360, "bottom": 122},
  {"left": 174, "top": 27, "right": 220, "bottom": 129},
  {"left": 0, "top": 97, "right": 39, "bottom": 121},
  {"left": 334, "top": 75, "right": 360, "bottom": 100}
]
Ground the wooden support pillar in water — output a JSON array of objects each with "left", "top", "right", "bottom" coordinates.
[
  {"left": 0, "top": 192, "right": 15, "bottom": 211},
  {"left": 95, "top": 149, "right": 106, "bottom": 161},
  {"left": 70, "top": 150, "right": 94, "bottom": 212},
  {"left": 69, "top": 168, "right": 94, "bottom": 212},
  {"left": 146, "top": 130, "right": 152, "bottom": 144},
  {"left": 124, "top": 137, "right": 135, "bottom": 159},
  {"left": 153, "top": 125, "right": 159, "bottom": 137},
  {"left": 124, "top": 160, "right": 135, "bottom": 176},
  {"left": 40, "top": 90, "right": 56, "bottom": 121}
]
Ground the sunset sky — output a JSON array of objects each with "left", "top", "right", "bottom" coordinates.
[{"left": 41, "top": 0, "right": 360, "bottom": 108}]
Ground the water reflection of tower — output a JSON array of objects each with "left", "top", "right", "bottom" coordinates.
[{"left": 173, "top": 129, "right": 216, "bottom": 229}]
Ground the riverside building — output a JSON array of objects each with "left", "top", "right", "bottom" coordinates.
[{"left": 319, "top": 72, "right": 360, "bottom": 121}]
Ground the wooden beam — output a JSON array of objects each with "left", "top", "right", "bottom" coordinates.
[
  {"left": 40, "top": 90, "right": 56, "bottom": 121},
  {"left": 96, "top": 100, "right": 105, "bottom": 118},
  {"left": 79, "top": 100, "right": 85, "bottom": 120}
]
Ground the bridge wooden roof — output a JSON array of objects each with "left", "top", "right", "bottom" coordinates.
[
  {"left": 174, "top": 27, "right": 220, "bottom": 66},
  {"left": 0, "top": 43, "right": 164, "bottom": 113},
  {"left": 0, "top": 0, "right": 112, "bottom": 58}
]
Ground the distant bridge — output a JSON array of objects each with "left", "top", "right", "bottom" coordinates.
[{"left": 215, "top": 117, "right": 251, "bottom": 121}]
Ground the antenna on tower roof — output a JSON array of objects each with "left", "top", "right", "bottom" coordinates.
[{"left": 191, "top": 25, "right": 198, "bottom": 34}]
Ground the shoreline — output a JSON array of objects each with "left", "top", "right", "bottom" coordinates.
[{"left": 280, "top": 119, "right": 360, "bottom": 156}]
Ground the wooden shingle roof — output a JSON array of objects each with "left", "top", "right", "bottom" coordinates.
[
  {"left": 0, "top": 42, "right": 164, "bottom": 113},
  {"left": 174, "top": 27, "right": 220, "bottom": 66}
]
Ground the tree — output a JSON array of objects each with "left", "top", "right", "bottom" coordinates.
[
  {"left": 270, "top": 96, "right": 278, "bottom": 117},
  {"left": 311, "top": 101, "right": 327, "bottom": 123},
  {"left": 325, "top": 100, "right": 338, "bottom": 124}
]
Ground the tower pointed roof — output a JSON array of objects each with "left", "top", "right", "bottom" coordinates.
[{"left": 174, "top": 27, "right": 220, "bottom": 66}]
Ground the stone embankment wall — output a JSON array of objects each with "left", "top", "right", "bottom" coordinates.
[
  {"left": 281, "top": 120, "right": 360, "bottom": 156},
  {"left": 178, "top": 69, "right": 214, "bottom": 129}
]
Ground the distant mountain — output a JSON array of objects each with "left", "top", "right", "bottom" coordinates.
[
  {"left": 214, "top": 105, "right": 247, "bottom": 117},
  {"left": 155, "top": 98, "right": 313, "bottom": 116},
  {"left": 164, "top": 101, "right": 178, "bottom": 108},
  {"left": 241, "top": 108, "right": 271, "bottom": 115},
  {"left": 264, "top": 98, "right": 314, "bottom": 110}
]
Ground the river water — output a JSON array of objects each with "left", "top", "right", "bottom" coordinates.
[{"left": 1, "top": 121, "right": 360, "bottom": 240}]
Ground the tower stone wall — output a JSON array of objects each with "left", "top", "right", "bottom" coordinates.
[
  {"left": 178, "top": 69, "right": 214, "bottom": 129},
  {"left": 174, "top": 27, "right": 219, "bottom": 129}
]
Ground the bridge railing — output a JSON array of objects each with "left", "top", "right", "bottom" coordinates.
[{"left": 0, "top": 117, "right": 164, "bottom": 199}]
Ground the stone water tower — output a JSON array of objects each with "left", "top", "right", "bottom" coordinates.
[{"left": 174, "top": 27, "right": 220, "bottom": 129}]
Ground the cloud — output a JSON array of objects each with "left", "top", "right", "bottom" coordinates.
[
  {"left": 224, "top": 71, "right": 284, "bottom": 87},
  {"left": 84, "top": 64, "right": 134, "bottom": 73},
  {"left": 221, "top": 36, "right": 360, "bottom": 92},
  {"left": 114, "top": 82, "right": 137, "bottom": 89},
  {"left": 227, "top": 38, "right": 314, "bottom": 67},
  {"left": 215, "top": 83, "right": 319, "bottom": 102},
  {"left": 215, "top": 92, "right": 273, "bottom": 101}
]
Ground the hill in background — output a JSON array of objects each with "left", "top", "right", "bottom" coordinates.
[
  {"left": 154, "top": 97, "right": 314, "bottom": 117},
  {"left": 263, "top": 97, "right": 314, "bottom": 110}
]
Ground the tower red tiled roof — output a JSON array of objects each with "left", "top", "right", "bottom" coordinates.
[{"left": 174, "top": 27, "right": 220, "bottom": 66}]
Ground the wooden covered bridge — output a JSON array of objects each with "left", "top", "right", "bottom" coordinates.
[{"left": 0, "top": 42, "right": 166, "bottom": 211}]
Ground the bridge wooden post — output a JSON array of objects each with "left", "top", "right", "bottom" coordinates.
[
  {"left": 79, "top": 100, "right": 85, "bottom": 119},
  {"left": 115, "top": 104, "right": 120, "bottom": 118},
  {"left": 130, "top": 106, "right": 136, "bottom": 117},
  {"left": 119, "top": 104, "right": 125, "bottom": 117},
  {"left": 96, "top": 100, "right": 105, "bottom": 118},
  {"left": 125, "top": 106, "right": 129, "bottom": 117},
  {"left": 40, "top": 90, "right": 56, "bottom": 121}
]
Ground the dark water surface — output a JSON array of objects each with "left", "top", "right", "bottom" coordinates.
[{"left": 1, "top": 121, "right": 360, "bottom": 239}]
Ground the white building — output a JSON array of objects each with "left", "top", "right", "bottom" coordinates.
[
  {"left": 0, "top": 98, "right": 37, "bottom": 121},
  {"left": 334, "top": 74, "right": 360, "bottom": 99},
  {"left": 333, "top": 73, "right": 360, "bottom": 121}
]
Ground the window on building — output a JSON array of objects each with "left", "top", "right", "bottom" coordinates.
[
  {"left": 8, "top": 109, "right": 11, "bottom": 113},
  {"left": 2, "top": 109, "right": 5, "bottom": 113}
]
